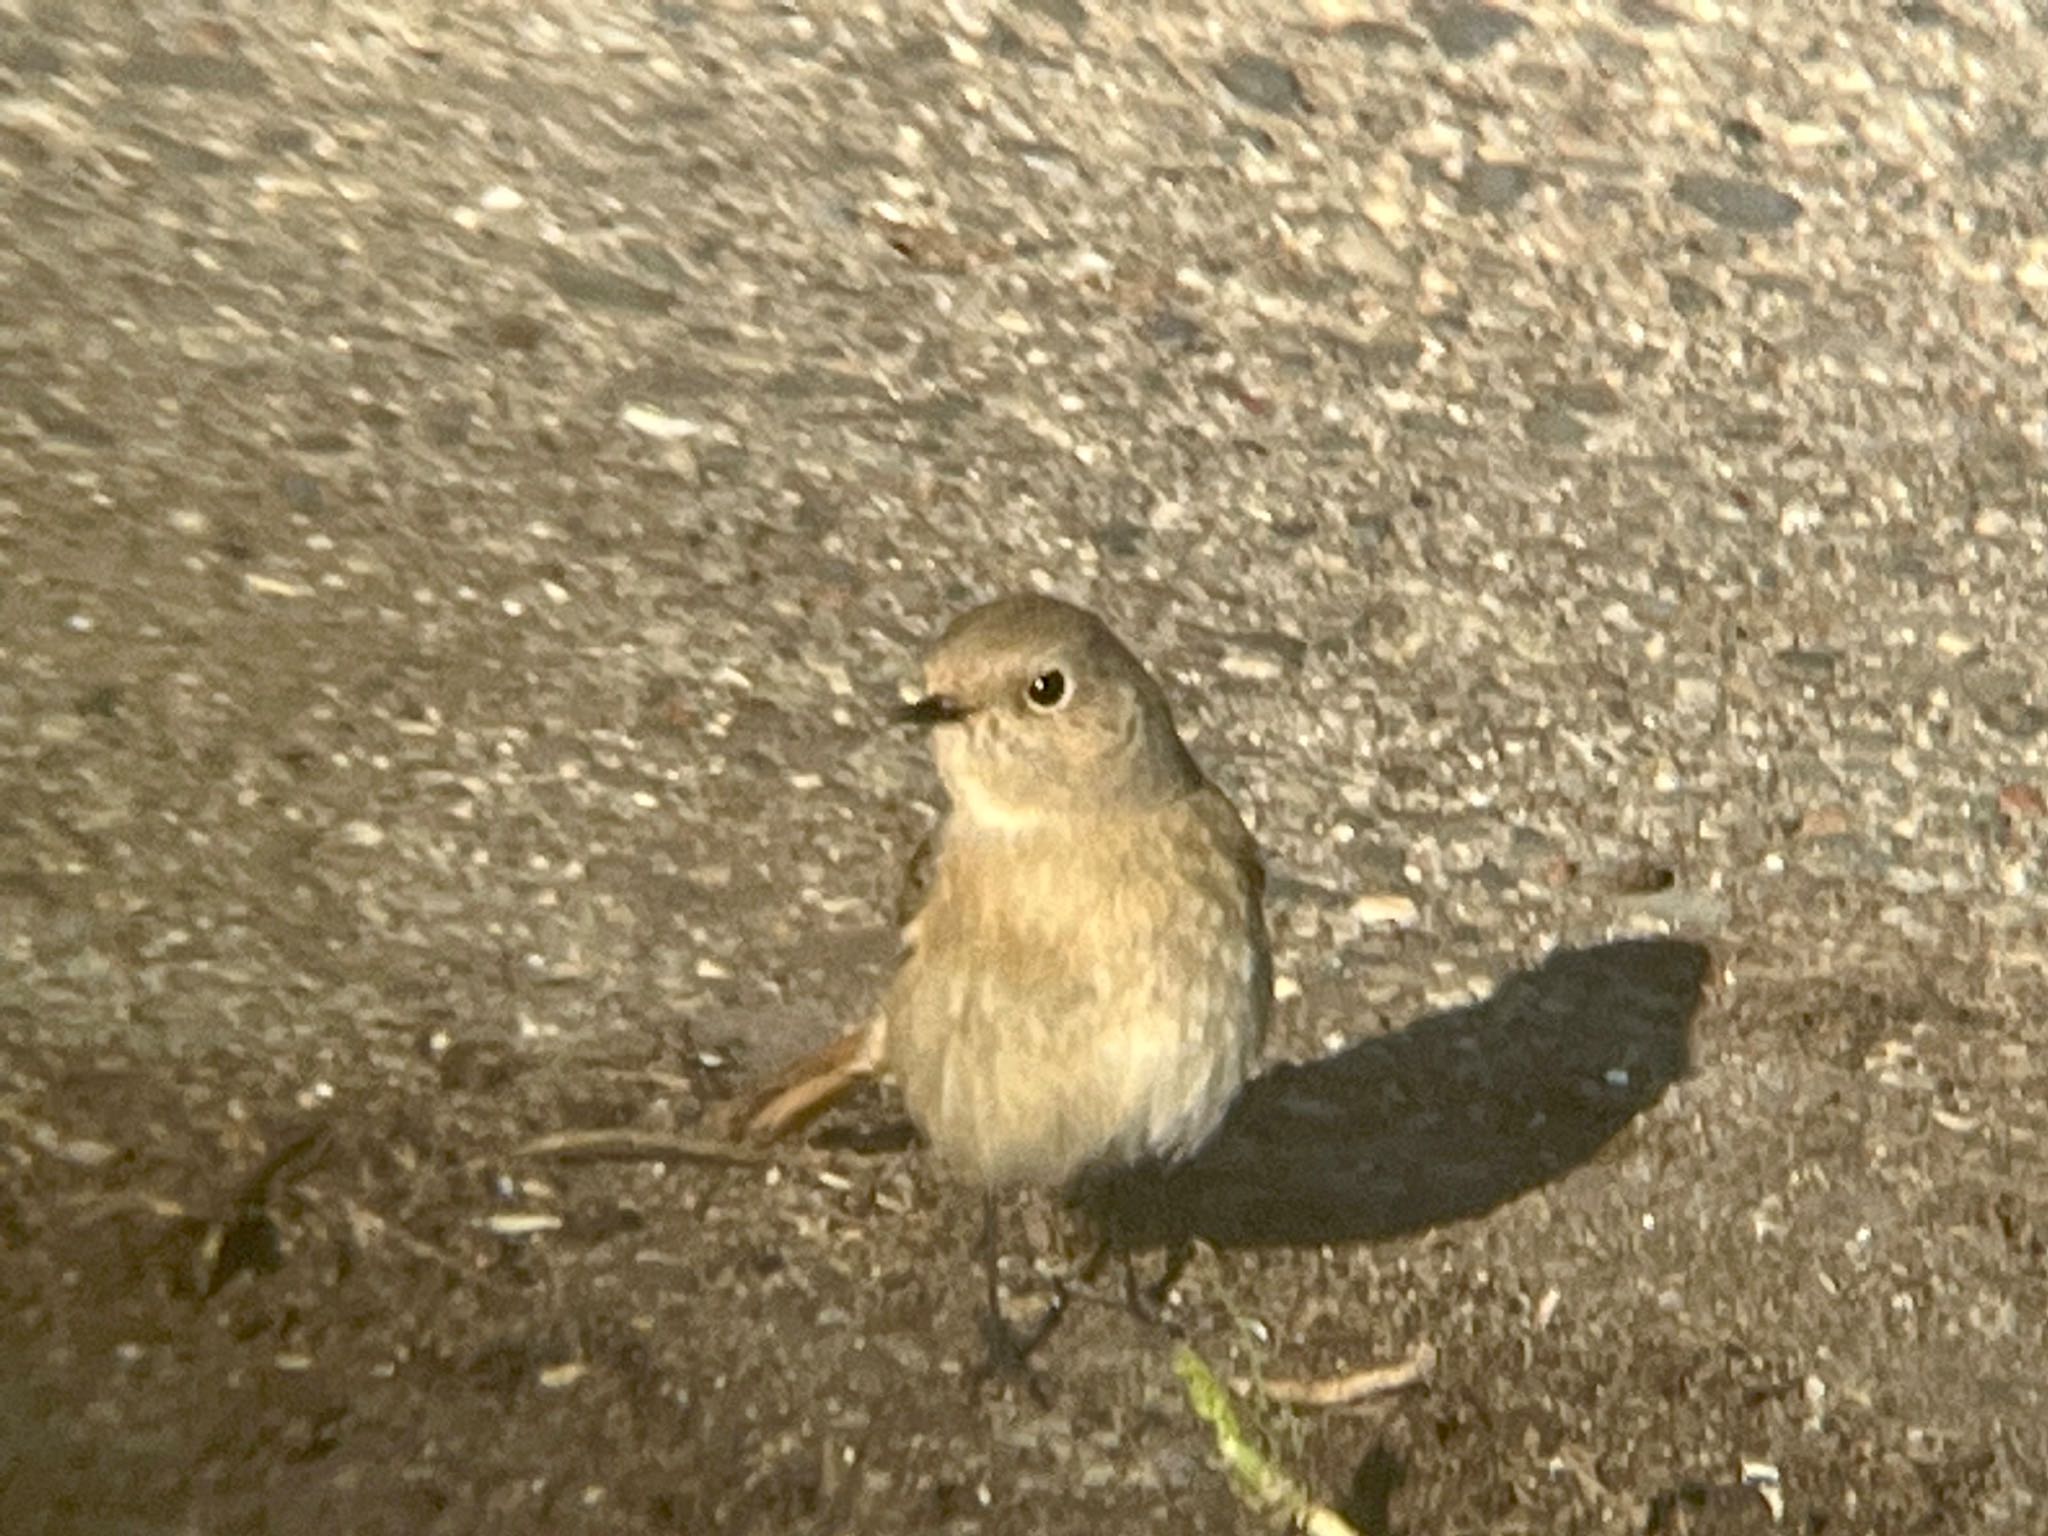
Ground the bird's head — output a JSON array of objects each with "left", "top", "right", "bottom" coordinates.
[{"left": 897, "top": 594, "right": 1202, "bottom": 830}]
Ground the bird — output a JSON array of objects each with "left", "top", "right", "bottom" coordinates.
[{"left": 731, "top": 592, "right": 1271, "bottom": 1376}]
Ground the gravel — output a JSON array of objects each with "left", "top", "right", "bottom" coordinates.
[{"left": 2, "top": 0, "right": 2046, "bottom": 1532}]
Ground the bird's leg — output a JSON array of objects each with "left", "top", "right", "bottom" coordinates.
[
  {"left": 1098, "top": 1192, "right": 1189, "bottom": 1333},
  {"left": 980, "top": 1189, "right": 1003, "bottom": 1322},
  {"left": 1064, "top": 1166, "right": 1127, "bottom": 1291},
  {"left": 970, "top": 1192, "right": 1065, "bottom": 1397},
  {"left": 1128, "top": 1237, "right": 1194, "bottom": 1327},
  {"left": 1151, "top": 1237, "right": 1193, "bottom": 1308},
  {"left": 1075, "top": 1232, "right": 1115, "bottom": 1285},
  {"left": 1109, "top": 1216, "right": 1186, "bottom": 1331},
  {"left": 1119, "top": 1248, "right": 1155, "bottom": 1321}
]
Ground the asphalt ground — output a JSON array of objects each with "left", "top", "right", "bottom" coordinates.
[{"left": 3, "top": 1, "right": 2047, "bottom": 1531}]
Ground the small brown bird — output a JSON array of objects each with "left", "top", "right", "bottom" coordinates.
[{"left": 736, "top": 593, "right": 1270, "bottom": 1371}]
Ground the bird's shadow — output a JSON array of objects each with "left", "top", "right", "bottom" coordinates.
[{"left": 1080, "top": 937, "right": 1710, "bottom": 1251}]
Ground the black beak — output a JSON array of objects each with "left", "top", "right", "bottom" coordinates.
[{"left": 894, "top": 693, "right": 973, "bottom": 727}]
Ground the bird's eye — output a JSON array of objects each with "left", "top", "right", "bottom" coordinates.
[{"left": 1024, "top": 669, "right": 1069, "bottom": 711}]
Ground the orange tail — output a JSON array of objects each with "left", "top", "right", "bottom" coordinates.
[{"left": 722, "top": 1026, "right": 877, "bottom": 1143}]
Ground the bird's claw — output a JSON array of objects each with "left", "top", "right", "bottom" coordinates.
[{"left": 970, "top": 1289, "right": 1067, "bottom": 1403}]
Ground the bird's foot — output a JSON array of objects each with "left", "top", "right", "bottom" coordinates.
[
  {"left": 1114, "top": 1239, "right": 1192, "bottom": 1332},
  {"left": 970, "top": 1288, "right": 1067, "bottom": 1403},
  {"left": 1119, "top": 1261, "right": 1188, "bottom": 1336}
]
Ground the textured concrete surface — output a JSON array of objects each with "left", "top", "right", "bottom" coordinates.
[{"left": 4, "top": 1, "right": 2047, "bottom": 1531}]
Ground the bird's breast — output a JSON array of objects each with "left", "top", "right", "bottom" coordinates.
[{"left": 883, "top": 802, "right": 1266, "bottom": 1188}]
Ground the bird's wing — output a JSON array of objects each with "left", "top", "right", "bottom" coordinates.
[
  {"left": 723, "top": 816, "right": 943, "bottom": 1144},
  {"left": 1193, "top": 781, "right": 1266, "bottom": 904},
  {"left": 1189, "top": 781, "right": 1274, "bottom": 1052},
  {"left": 892, "top": 818, "right": 944, "bottom": 936}
]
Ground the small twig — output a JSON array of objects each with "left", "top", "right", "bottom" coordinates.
[
  {"left": 590, "top": 1066, "right": 703, "bottom": 1096},
  {"left": 230, "top": 1124, "right": 332, "bottom": 1209},
  {"left": 1244, "top": 1342, "right": 1437, "bottom": 1408},
  {"left": 511, "top": 1128, "right": 770, "bottom": 1165},
  {"left": 1175, "top": 1346, "right": 1361, "bottom": 1536},
  {"left": 341, "top": 1198, "right": 476, "bottom": 1279},
  {"left": 65, "top": 1189, "right": 192, "bottom": 1223}
]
